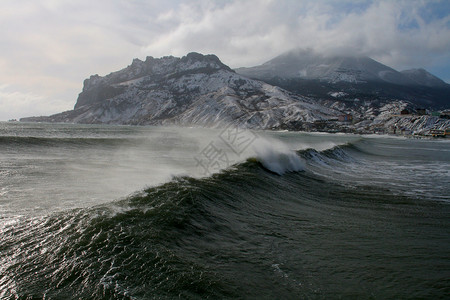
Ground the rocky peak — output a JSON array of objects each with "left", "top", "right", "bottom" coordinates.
[
  {"left": 76, "top": 52, "right": 234, "bottom": 109},
  {"left": 82, "top": 74, "right": 102, "bottom": 92},
  {"left": 81, "top": 53, "right": 230, "bottom": 92},
  {"left": 180, "top": 52, "right": 232, "bottom": 71}
]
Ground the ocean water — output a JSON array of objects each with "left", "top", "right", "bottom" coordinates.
[{"left": 0, "top": 122, "right": 449, "bottom": 299}]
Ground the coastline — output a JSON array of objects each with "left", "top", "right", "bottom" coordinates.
[{"left": 14, "top": 113, "right": 450, "bottom": 139}]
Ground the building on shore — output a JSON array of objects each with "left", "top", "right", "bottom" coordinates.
[{"left": 338, "top": 114, "right": 353, "bottom": 122}]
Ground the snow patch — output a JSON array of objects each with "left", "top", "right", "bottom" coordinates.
[{"left": 329, "top": 92, "right": 348, "bottom": 98}]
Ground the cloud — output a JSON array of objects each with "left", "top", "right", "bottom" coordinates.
[
  {"left": 0, "top": 85, "right": 71, "bottom": 121},
  {"left": 142, "top": 0, "right": 450, "bottom": 70},
  {"left": 142, "top": 0, "right": 296, "bottom": 66},
  {"left": 0, "top": 0, "right": 143, "bottom": 120}
]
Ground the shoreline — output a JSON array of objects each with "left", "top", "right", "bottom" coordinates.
[{"left": 4, "top": 119, "right": 448, "bottom": 140}]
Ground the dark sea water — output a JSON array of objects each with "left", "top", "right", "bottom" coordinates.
[{"left": 1, "top": 122, "right": 449, "bottom": 299}]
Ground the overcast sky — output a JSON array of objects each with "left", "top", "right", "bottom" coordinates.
[{"left": 1, "top": 0, "right": 449, "bottom": 121}]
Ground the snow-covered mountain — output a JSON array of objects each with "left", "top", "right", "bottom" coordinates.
[
  {"left": 236, "top": 49, "right": 414, "bottom": 85},
  {"left": 400, "top": 68, "right": 448, "bottom": 88},
  {"left": 20, "top": 51, "right": 449, "bottom": 135},
  {"left": 236, "top": 49, "right": 449, "bottom": 108},
  {"left": 22, "top": 52, "right": 338, "bottom": 129}
]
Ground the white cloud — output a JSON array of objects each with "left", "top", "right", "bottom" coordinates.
[
  {"left": 142, "top": 0, "right": 295, "bottom": 66},
  {"left": 0, "top": 85, "right": 71, "bottom": 121}
]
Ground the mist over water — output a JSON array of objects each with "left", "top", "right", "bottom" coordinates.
[
  {"left": 0, "top": 122, "right": 449, "bottom": 299},
  {"left": 0, "top": 123, "right": 355, "bottom": 217},
  {"left": 0, "top": 123, "right": 233, "bottom": 216}
]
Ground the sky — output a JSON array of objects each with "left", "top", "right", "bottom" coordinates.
[{"left": 1, "top": 0, "right": 449, "bottom": 121}]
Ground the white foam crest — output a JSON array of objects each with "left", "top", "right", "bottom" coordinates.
[
  {"left": 249, "top": 138, "right": 304, "bottom": 175},
  {"left": 294, "top": 141, "right": 338, "bottom": 152}
]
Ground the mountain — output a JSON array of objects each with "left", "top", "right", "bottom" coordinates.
[
  {"left": 236, "top": 49, "right": 449, "bottom": 108},
  {"left": 400, "top": 68, "right": 448, "bottom": 88},
  {"left": 20, "top": 51, "right": 449, "bottom": 135},
  {"left": 21, "top": 52, "right": 338, "bottom": 129},
  {"left": 236, "top": 49, "right": 414, "bottom": 85}
]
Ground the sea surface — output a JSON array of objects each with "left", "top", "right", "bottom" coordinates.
[{"left": 1, "top": 122, "right": 449, "bottom": 299}]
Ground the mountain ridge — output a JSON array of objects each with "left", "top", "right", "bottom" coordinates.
[
  {"left": 20, "top": 51, "right": 449, "bottom": 135},
  {"left": 75, "top": 52, "right": 233, "bottom": 109},
  {"left": 237, "top": 49, "right": 416, "bottom": 85},
  {"left": 235, "top": 49, "right": 449, "bottom": 108}
]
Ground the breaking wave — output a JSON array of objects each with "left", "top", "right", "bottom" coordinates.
[{"left": 250, "top": 138, "right": 305, "bottom": 174}]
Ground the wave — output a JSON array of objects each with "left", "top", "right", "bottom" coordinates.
[
  {"left": 0, "top": 142, "right": 356, "bottom": 299},
  {"left": 242, "top": 136, "right": 360, "bottom": 175},
  {"left": 1, "top": 135, "right": 448, "bottom": 299},
  {"left": 0, "top": 135, "right": 356, "bottom": 176},
  {"left": 0, "top": 160, "right": 295, "bottom": 299},
  {"left": 250, "top": 138, "right": 305, "bottom": 175},
  {"left": 0, "top": 135, "right": 131, "bottom": 148}
]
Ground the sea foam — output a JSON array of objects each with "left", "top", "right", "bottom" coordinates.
[{"left": 251, "top": 138, "right": 304, "bottom": 175}]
